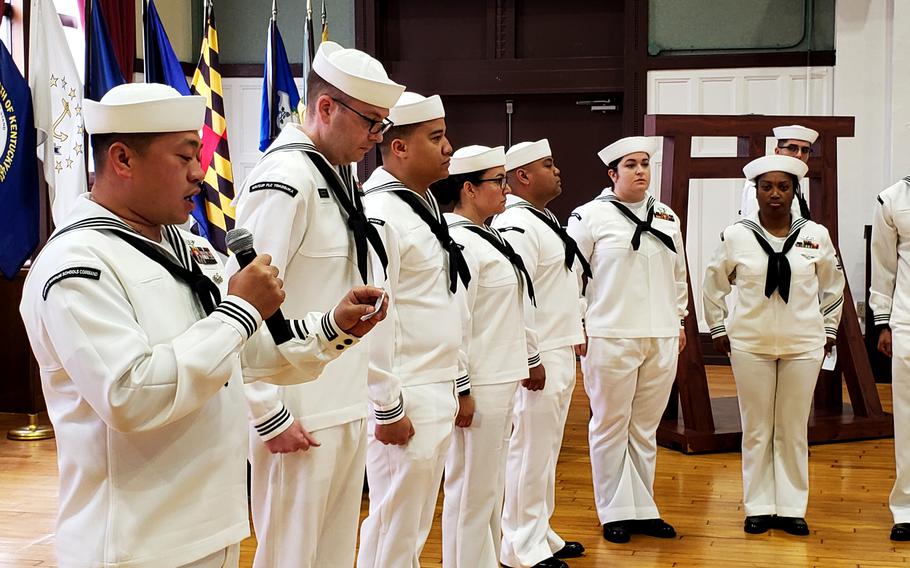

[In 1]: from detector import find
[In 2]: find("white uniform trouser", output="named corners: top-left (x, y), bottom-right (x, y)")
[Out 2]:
top-left (443, 381), bottom-right (519, 568)
top-left (730, 348), bottom-right (823, 517)
top-left (583, 336), bottom-right (678, 525)
top-left (357, 382), bottom-right (458, 568)
top-left (891, 324), bottom-right (910, 523)
top-left (249, 419), bottom-right (367, 568)
top-left (180, 544), bottom-right (240, 568)
top-left (500, 347), bottom-right (576, 568)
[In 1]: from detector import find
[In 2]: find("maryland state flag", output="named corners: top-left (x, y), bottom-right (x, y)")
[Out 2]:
top-left (190, 0), bottom-right (235, 252)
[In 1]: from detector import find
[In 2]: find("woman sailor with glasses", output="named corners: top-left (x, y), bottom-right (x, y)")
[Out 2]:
top-left (704, 155), bottom-right (845, 537)
top-left (566, 136), bottom-right (688, 546)
top-left (431, 145), bottom-right (543, 568)
top-left (740, 124), bottom-right (818, 220)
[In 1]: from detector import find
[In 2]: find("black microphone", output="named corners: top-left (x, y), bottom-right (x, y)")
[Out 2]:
top-left (226, 228), bottom-right (293, 345)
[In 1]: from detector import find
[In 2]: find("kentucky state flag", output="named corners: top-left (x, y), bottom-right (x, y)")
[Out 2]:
top-left (0, 43), bottom-right (39, 277)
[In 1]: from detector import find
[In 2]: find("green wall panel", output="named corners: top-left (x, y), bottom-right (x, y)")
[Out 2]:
top-left (649, 0), bottom-right (835, 55)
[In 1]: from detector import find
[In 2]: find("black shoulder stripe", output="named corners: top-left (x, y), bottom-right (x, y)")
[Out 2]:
top-left (569, 212), bottom-right (582, 221)
top-left (878, 195), bottom-right (884, 205)
top-left (368, 217), bottom-right (386, 226)
top-left (249, 181), bottom-right (299, 197)
top-left (43, 267), bottom-right (101, 300)
top-left (497, 226), bottom-right (526, 234)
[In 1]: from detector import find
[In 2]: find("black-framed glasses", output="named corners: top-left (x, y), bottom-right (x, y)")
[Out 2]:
top-left (779, 143), bottom-right (812, 155)
top-left (331, 97), bottom-right (394, 135)
top-left (476, 176), bottom-right (508, 189)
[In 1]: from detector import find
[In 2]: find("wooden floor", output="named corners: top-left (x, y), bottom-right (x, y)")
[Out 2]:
top-left (1, 366), bottom-right (907, 567)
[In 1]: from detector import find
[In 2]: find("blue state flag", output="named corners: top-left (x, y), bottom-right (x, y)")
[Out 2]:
top-left (0, 43), bottom-right (39, 278)
top-left (88, 1), bottom-right (125, 100)
top-left (143, 0), bottom-right (190, 94)
top-left (260, 18), bottom-right (299, 152)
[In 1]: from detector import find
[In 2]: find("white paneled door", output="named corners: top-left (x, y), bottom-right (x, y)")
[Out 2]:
top-left (646, 66), bottom-right (834, 332)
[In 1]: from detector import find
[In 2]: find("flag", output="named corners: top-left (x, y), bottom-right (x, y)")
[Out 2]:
top-left (190, 1), bottom-right (235, 253)
top-left (259, 12), bottom-right (299, 152)
top-left (29, 0), bottom-right (88, 224)
top-left (0, 43), bottom-right (40, 277)
top-left (88, 0), bottom-right (126, 100)
top-left (321, 0), bottom-right (329, 42)
top-left (143, 0), bottom-right (190, 95)
top-left (300, 0), bottom-right (315, 103)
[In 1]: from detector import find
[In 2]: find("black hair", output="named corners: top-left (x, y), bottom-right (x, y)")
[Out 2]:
top-left (602, 158), bottom-right (621, 187)
top-left (430, 170), bottom-right (485, 206)
top-left (378, 123), bottom-right (421, 157)
top-left (90, 132), bottom-right (162, 170)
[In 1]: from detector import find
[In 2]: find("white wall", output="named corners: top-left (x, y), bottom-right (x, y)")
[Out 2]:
top-left (134, 0), bottom-right (196, 63)
top-left (647, 66), bottom-right (834, 331)
top-left (218, 77), bottom-right (306, 188)
top-left (834, 0), bottom-right (909, 309)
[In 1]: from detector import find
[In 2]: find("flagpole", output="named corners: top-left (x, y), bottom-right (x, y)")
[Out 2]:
top-left (82, 0), bottom-right (92, 179)
top-left (271, 0), bottom-right (277, 21)
top-left (142, 0), bottom-right (148, 82)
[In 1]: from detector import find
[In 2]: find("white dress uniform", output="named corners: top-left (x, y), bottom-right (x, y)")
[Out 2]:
top-left (19, 195), bottom-right (353, 568)
top-left (358, 167), bottom-right (465, 568)
top-left (442, 212), bottom-right (537, 568)
top-left (17, 83), bottom-right (356, 568)
top-left (567, 188), bottom-right (687, 526)
top-left (232, 41), bottom-right (404, 568)
top-left (704, 212), bottom-right (844, 517)
top-left (231, 126), bottom-right (374, 568)
top-left (870, 176), bottom-right (910, 523)
top-left (492, 194), bottom-right (586, 567)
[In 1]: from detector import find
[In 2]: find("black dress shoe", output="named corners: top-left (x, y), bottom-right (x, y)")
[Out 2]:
top-left (602, 521), bottom-right (630, 543)
top-left (633, 518), bottom-right (677, 538)
top-left (501, 558), bottom-right (568, 568)
top-left (531, 558), bottom-right (569, 568)
top-left (553, 541), bottom-right (585, 558)
top-left (744, 515), bottom-right (773, 534)
top-left (891, 523), bottom-right (910, 541)
top-left (775, 516), bottom-right (810, 536)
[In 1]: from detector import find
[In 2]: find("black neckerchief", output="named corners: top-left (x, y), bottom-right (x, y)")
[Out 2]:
top-left (740, 217), bottom-right (806, 303)
top-left (391, 189), bottom-right (471, 294)
top-left (52, 218), bottom-right (221, 314)
top-left (508, 202), bottom-right (592, 279)
top-left (263, 142), bottom-right (389, 284)
top-left (607, 199), bottom-right (677, 253)
top-left (460, 223), bottom-right (536, 306)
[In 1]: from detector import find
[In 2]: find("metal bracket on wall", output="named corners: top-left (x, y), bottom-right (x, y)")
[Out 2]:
top-left (577, 98), bottom-right (621, 113)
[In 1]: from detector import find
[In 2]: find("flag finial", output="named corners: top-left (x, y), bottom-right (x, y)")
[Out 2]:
top-left (271, 0), bottom-right (278, 20)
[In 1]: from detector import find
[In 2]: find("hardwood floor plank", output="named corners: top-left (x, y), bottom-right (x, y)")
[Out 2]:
top-left (1, 366), bottom-right (905, 567)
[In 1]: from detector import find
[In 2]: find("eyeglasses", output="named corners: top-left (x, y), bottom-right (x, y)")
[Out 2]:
top-left (331, 97), bottom-right (394, 135)
top-left (476, 176), bottom-right (508, 189)
top-left (779, 143), bottom-right (812, 155)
